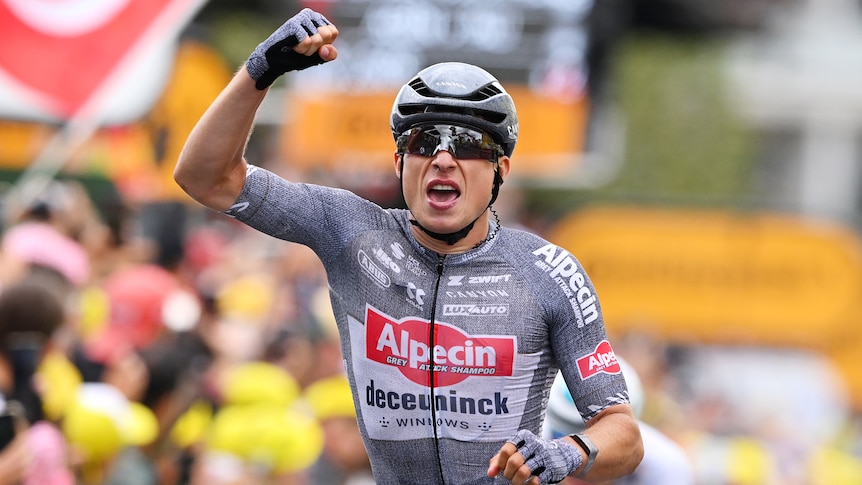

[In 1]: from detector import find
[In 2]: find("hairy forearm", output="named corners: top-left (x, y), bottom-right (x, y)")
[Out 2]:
top-left (174, 66), bottom-right (266, 211)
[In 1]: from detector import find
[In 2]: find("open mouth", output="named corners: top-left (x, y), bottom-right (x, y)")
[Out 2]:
top-left (427, 183), bottom-right (460, 205)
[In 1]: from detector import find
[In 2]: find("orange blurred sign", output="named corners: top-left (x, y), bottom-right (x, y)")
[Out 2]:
top-left (547, 206), bottom-right (862, 348)
top-left (279, 86), bottom-right (589, 178)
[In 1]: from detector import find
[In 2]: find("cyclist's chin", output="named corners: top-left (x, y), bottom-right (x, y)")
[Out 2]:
top-left (415, 212), bottom-right (465, 233)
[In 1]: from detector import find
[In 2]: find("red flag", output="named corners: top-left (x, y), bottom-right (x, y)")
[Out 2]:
top-left (0, 0), bottom-right (205, 121)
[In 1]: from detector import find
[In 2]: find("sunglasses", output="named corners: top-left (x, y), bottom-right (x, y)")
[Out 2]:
top-left (396, 125), bottom-right (504, 161)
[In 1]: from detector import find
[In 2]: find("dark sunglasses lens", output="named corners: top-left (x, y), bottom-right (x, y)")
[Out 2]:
top-left (450, 132), bottom-right (496, 159)
top-left (399, 125), bottom-right (501, 160)
top-left (407, 130), bottom-right (440, 156)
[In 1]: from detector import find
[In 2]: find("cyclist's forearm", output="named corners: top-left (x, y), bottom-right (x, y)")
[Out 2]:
top-left (174, 66), bottom-right (264, 211)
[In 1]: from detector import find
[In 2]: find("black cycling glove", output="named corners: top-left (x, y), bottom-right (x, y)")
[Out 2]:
top-left (245, 8), bottom-right (332, 90)
top-left (508, 429), bottom-right (583, 484)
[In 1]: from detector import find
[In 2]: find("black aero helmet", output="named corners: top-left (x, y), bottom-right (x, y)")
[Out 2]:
top-left (390, 62), bottom-right (519, 157)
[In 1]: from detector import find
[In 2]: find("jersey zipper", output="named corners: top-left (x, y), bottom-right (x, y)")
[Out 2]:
top-left (429, 253), bottom-right (446, 484)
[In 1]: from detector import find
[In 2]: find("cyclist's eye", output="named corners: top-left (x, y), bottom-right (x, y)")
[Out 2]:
top-left (449, 135), bottom-right (488, 158)
top-left (454, 145), bottom-right (494, 160)
top-left (418, 133), bottom-right (440, 154)
top-left (404, 132), bottom-right (436, 155)
top-left (452, 134), bottom-right (480, 148)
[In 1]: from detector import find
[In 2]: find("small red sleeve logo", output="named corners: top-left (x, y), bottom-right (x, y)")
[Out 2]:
top-left (576, 340), bottom-right (620, 379)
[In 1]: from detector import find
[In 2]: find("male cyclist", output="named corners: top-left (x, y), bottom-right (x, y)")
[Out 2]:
top-left (174, 8), bottom-right (643, 485)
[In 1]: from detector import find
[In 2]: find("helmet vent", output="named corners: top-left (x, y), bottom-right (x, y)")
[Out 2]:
top-left (409, 78), bottom-right (504, 102)
top-left (408, 78), bottom-right (433, 97)
top-left (477, 84), bottom-right (504, 99)
top-left (397, 103), bottom-right (506, 124)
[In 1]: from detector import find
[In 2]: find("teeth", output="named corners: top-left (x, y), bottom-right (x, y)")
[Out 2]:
top-left (431, 184), bottom-right (456, 191)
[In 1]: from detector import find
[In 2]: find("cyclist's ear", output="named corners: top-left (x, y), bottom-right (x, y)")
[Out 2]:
top-left (394, 152), bottom-right (404, 178)
top-left (496, 155), bottom-right (510, 182)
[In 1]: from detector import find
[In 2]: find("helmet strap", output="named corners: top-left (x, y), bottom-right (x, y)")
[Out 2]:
top-left (489, 165), bottom-right (503, 206)
top-left (409, 218), bottom-right (478, 246)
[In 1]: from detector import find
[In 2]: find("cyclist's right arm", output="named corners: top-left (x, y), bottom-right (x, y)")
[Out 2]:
top-left (174, 68), bottom-right (263, 212)
top-left (174, 9), bottom-right (338, 212)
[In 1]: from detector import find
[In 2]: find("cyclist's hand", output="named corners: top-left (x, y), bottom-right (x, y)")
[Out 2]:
top-left (488, 429), bottom-right (582, 484)
top-left (245, 8), bottom-right (338, 90)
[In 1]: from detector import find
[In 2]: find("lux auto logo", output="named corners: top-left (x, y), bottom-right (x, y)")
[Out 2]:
top-left (364, 305), bottom-right (515, 386)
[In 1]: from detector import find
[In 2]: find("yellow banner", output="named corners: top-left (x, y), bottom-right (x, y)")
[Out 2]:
top-left (547, 206), bottom-right (862, 349)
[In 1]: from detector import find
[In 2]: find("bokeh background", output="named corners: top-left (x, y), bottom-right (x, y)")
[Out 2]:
top-left (1, 0), bottom-right (861, 483)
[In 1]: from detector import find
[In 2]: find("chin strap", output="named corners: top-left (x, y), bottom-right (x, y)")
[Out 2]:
top-left (409, 217), bottom-right (479, 245)
top-left (399, 154), bottom-right (503, 246)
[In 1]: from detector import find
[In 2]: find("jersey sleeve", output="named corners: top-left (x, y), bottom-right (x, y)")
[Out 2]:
top-left (528, 238), bottom-right (630, 421)
top-left (223, 164), bottom-right (392, 259)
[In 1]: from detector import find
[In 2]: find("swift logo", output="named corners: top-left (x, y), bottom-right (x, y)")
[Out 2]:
top-left (358, 250), bottom-right (390, 287)
top-left (447, 275), bottom-right (511, 286)
top-left (365, 306), bottom-right (515, 386)
top-left (576, 340), bottom-right (620, 380)
top-left (468, 275), bottom-right (511, 284)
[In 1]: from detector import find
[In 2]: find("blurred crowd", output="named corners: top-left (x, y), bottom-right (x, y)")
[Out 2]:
top-left (0, 178), bottom-right (371, 485)
top-left (0, 177), bottom-right (860, 485)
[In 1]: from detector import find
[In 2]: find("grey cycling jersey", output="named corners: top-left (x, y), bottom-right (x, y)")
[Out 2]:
top-left (226, 165), bottom-right (630, 485)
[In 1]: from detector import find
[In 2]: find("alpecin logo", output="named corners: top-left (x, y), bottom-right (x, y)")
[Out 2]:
top-left (365, 306), bottom-right (515, 387)
top-left (576, 340), bottom-right (620, 380)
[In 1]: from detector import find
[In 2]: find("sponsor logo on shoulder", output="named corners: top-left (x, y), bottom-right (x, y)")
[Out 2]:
top-left (532, 244), bottom-right (598, 328)
top-left (577, 340), bottom-right (620, 380)
top-left (358, 250), bottom-right (390, 287)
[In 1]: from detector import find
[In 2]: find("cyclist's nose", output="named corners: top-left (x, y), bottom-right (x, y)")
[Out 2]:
top-left (431, 149), bottom-right (457, 170)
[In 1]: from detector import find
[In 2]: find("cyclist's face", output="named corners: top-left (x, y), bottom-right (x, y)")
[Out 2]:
top-left (394, 134), bottom-right (508, 242)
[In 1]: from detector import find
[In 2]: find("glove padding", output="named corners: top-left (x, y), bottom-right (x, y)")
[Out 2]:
top-left (508, 429), bottom-right (583, 484)
top-left (246, 8), bottom-right (332, 89)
